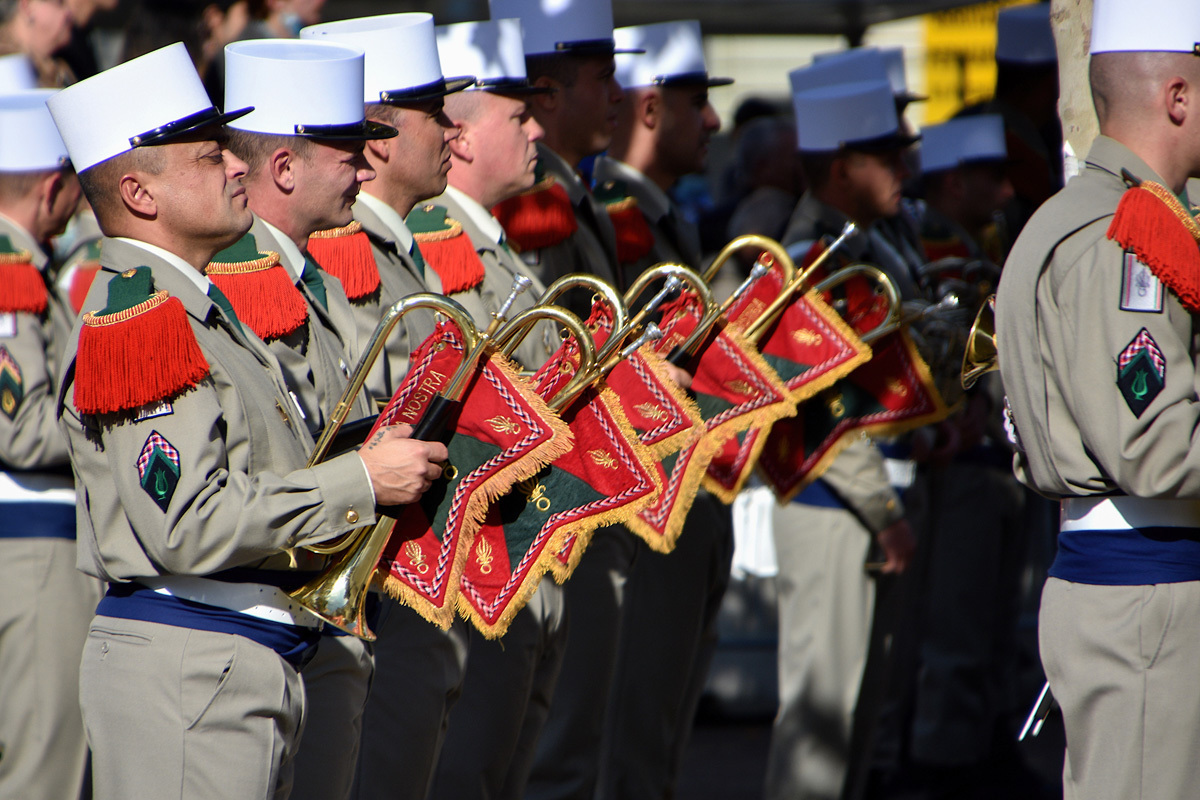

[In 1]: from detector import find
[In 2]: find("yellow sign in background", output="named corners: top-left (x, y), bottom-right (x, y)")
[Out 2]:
top-left (923, 0), bottom-right (1036, 123)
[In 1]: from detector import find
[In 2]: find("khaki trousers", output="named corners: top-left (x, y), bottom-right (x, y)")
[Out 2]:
top-left (352, 600), bottom-right (469, 800)
top-left (80, 615), bottom-right (305, 800)
top-left (1041, 578), bottom-right (1200, 800)
top-left (430, 576), bottom-right (569, 800)
top-left (291, 634), bottom-right (373, 800)
top-left (599, 492), bottom-right (734, 800)
top-left (0, 538), bottom-right (101, 800)
top-left (765, 504), bottom-right (875, 800)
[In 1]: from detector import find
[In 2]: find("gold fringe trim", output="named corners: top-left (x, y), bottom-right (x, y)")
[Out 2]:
top-left (637, 345), bottom-right (705, 460)
top-left (547, 383), bottom-right (664, 582)
top-left (605, 196), bottom-right (638, 214)
top-left (764, 329), bottom-right (953, 503)
top-left (625, 427), bottom-right (722, 553)
top-left (206, 250), bottom-right (282, 274)
top-left (380, 349), bottom-right (575, 630)
top-left (82, 290), bottom-right (169, 327)
top-left (699, 324), bottom-right (798, 503)
top-left (784, 289), bottom-right (873, 404)
top-left (0, 248), bottom-right (34, 265)
top-left (1139, 180), bottom-right (1200, 240)
top-left (412, 218), bottom-right (465, 243)
top-left (309, 220), bottom-right (364, 240)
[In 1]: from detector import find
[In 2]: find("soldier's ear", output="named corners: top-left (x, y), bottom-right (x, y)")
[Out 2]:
top-left (268, 147), bottom-right (295, 191)
top-left (448, 119), bottom-right (473, 163)
top-left (639, 89), bottom-right (660, 130)
top-left (1166, 74), bottom-right (1189, 126)
top-left (118, 172), bottom-right (156, 218)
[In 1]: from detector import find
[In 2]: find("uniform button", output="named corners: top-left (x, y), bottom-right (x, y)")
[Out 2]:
top-left (346, 509), bottom-right (359, 524)
top-left (885, 499), bottom-right (897, 511)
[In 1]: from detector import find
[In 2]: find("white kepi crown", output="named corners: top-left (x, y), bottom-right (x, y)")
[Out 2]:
top-left (225, 39), bottom-right (396, 140)
top-left (996, 4), bottom-right (1057, 64)
top-left (792, 79), bottom-right (916, 152)
top-left (0, 55), bottom-right (36, 94)
top-left (919, 114), bottom-right (1007, 173)
top-left (47, 43), bottom-right (251, 173)
top-left (1090, 0), bottom-right (1200, 54)
top-left (613, 20), bottom-right (732, 89)
top-left (436, 18), bottom-right (545, 95)
top-left (813, 47), bottom-right (924, 103)
top-left (301, 13), bottom-right (474, 103)
top-left (489, 0), bottom-right (641, 57)
top-left (0, 90), bottom-right (69, 172)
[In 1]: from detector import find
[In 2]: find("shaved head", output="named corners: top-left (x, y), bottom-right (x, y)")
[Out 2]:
top-left (1090, 51), bottom-right (1200, 126)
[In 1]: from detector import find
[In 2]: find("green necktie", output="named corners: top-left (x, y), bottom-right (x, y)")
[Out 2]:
top-left (499, 233), bottom-right (518, 259)
top-left (207, 283), bottom-right (245, 337)
top-left (300, 256), bottom-right (329, 311)
top-left (409, 240), bottom-right (427, 277)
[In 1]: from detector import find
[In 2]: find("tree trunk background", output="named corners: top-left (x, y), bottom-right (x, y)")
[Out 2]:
top-left (1052, 0), bottom-right (1097, 172)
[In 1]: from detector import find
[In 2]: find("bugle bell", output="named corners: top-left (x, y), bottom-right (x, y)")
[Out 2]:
top-left (961, 294), bottom-right (997, 390)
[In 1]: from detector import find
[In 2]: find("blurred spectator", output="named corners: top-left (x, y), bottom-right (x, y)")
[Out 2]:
top-left (0, 0), bottom-right (73, 86)
top-left (55, 0), bottom-right (117, 79)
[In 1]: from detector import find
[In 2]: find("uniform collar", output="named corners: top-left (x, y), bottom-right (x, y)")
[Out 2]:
top-left (110, 237), bottom-right (212, 294)
top-left (1085, 135), bottom-right (1186, 204)
top-left (252, 215), bottom-right (306, 281)
top-left (0, 211), bottom-right (49, 270)
top-left (536, 142), bottom-right (589, 205)
top-left (355, 191), bottom-right (415, 253)
top-left (443, 185), bottom-right (504, 245)
top-left (593, 156), bottom-right (673, 223)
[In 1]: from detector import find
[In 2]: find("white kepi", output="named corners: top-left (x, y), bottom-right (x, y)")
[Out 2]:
top-left (489, 0), bottom-right (642, 57)
top-left (436, 18), bottom-right (547, 95)
top-left (46, 42), bottom-right (252, 173)
top-left (813, 47), bottom-right (924, 104)
top-left (1090, 0), bottom-right (1200, 53)
top-left (0, 90), bottom-right (69, 172)
top-left (0, 54), bottom-right (36, 94)
top-left (919, 114), bottom-right (1007, 173)
top-left (613, 20), bottom-right (732, 89)
top-left (225, 39), bottom-right (396, 140)
top-left (301, 13), bottom-right (474, 103)
top-left (792, 79), bottom-right (918, 153)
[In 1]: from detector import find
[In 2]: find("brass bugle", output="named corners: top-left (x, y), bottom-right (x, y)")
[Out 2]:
top-left (303, 293), bottom-right (478, 557)
top-left (704, 234), bottom-right (797, 285)
top-left (669, 260), bottom-right (772, 365)
top-left (538, 273), bottom-right (629, 335)
top-left (811, 264), bottom-right (903, 344)
top-left (741, 223), bottom-right (858, 342)
top-left (602, 271), bottom-right (683, 361)
top-left (288, 293), bottom-right (481, 640)
top-left (494, 305), bottom-right (598, 412)
top-left (961, 294), bottom-right (996, 389)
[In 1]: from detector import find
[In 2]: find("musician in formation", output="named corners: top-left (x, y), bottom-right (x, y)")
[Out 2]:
top-left (0, 0), bottom-right (1097, 798)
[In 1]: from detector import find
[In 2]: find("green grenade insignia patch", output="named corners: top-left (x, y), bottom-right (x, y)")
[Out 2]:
top-left (137, 430), bottom-right (181, 512)
top-left (1117, 328), bottom-right (1165, 418)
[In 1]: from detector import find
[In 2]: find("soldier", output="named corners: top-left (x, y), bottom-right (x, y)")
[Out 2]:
top-left (297, 14), bottom-right (480, 800)
top-left (218, 38), bottom-right (391, 800)
top-left (47, 42), bottom-right (446, 799)
top-left (488, 0), bottom-right (631, 300)
top-left (0, 88), bottom-right (101, 800)
top-left (589, 20), bottom-right (737, 799)
top-left (997, 1), bottom-right (1200, 796)
top-left (769, 76), bottom-right (918, 800)
top-left (420, 18), bottom-right (564, 800)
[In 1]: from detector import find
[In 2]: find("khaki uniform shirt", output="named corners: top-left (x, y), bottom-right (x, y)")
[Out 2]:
top-left (997, 136), bottom-right (1200, 499)
top-left (592, 156), bottom-right (703, 281)
top-left (247, 216), bottom-right (372, 434)
top-left (0, 216), bottom-right (74, 470)
top-left (519, 143), bottom-right (621, 300)
top-left (434, 186), bottom-right (553, 370)
top-left (59, 238), bottom-right (377, 583)
top-left (778, 192), bottom-right (908, 532)
top-left (349, 193), bottom-right (444, 401)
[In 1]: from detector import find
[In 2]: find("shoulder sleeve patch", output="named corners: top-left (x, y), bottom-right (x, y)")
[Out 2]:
top-left (138, 430), bottom-right (181, 512)
top-left (1117, 328), bottom-right (1165, 417)
top-left (0, 345), bottom-right (22, 420)
top-left (1119, 252), bottom-right (1164, 313)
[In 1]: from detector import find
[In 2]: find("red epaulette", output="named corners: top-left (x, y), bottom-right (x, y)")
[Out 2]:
top-left (594, 180), bottom-right (654, 264)
top-left (0, 247), bottom-right (47, 315)
top-left (75, 267), bottom-right (208, 415)
top-left (492, 177), bottom-right (578, 252)
top-left (307, 221), bottom-right (381, 301)
top-left (1107, 174), bottom-right (1200, 312)
top-left (207, 242), bottom-right (307, 341)
top-left (407, 204), bottom-right (486, 294)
